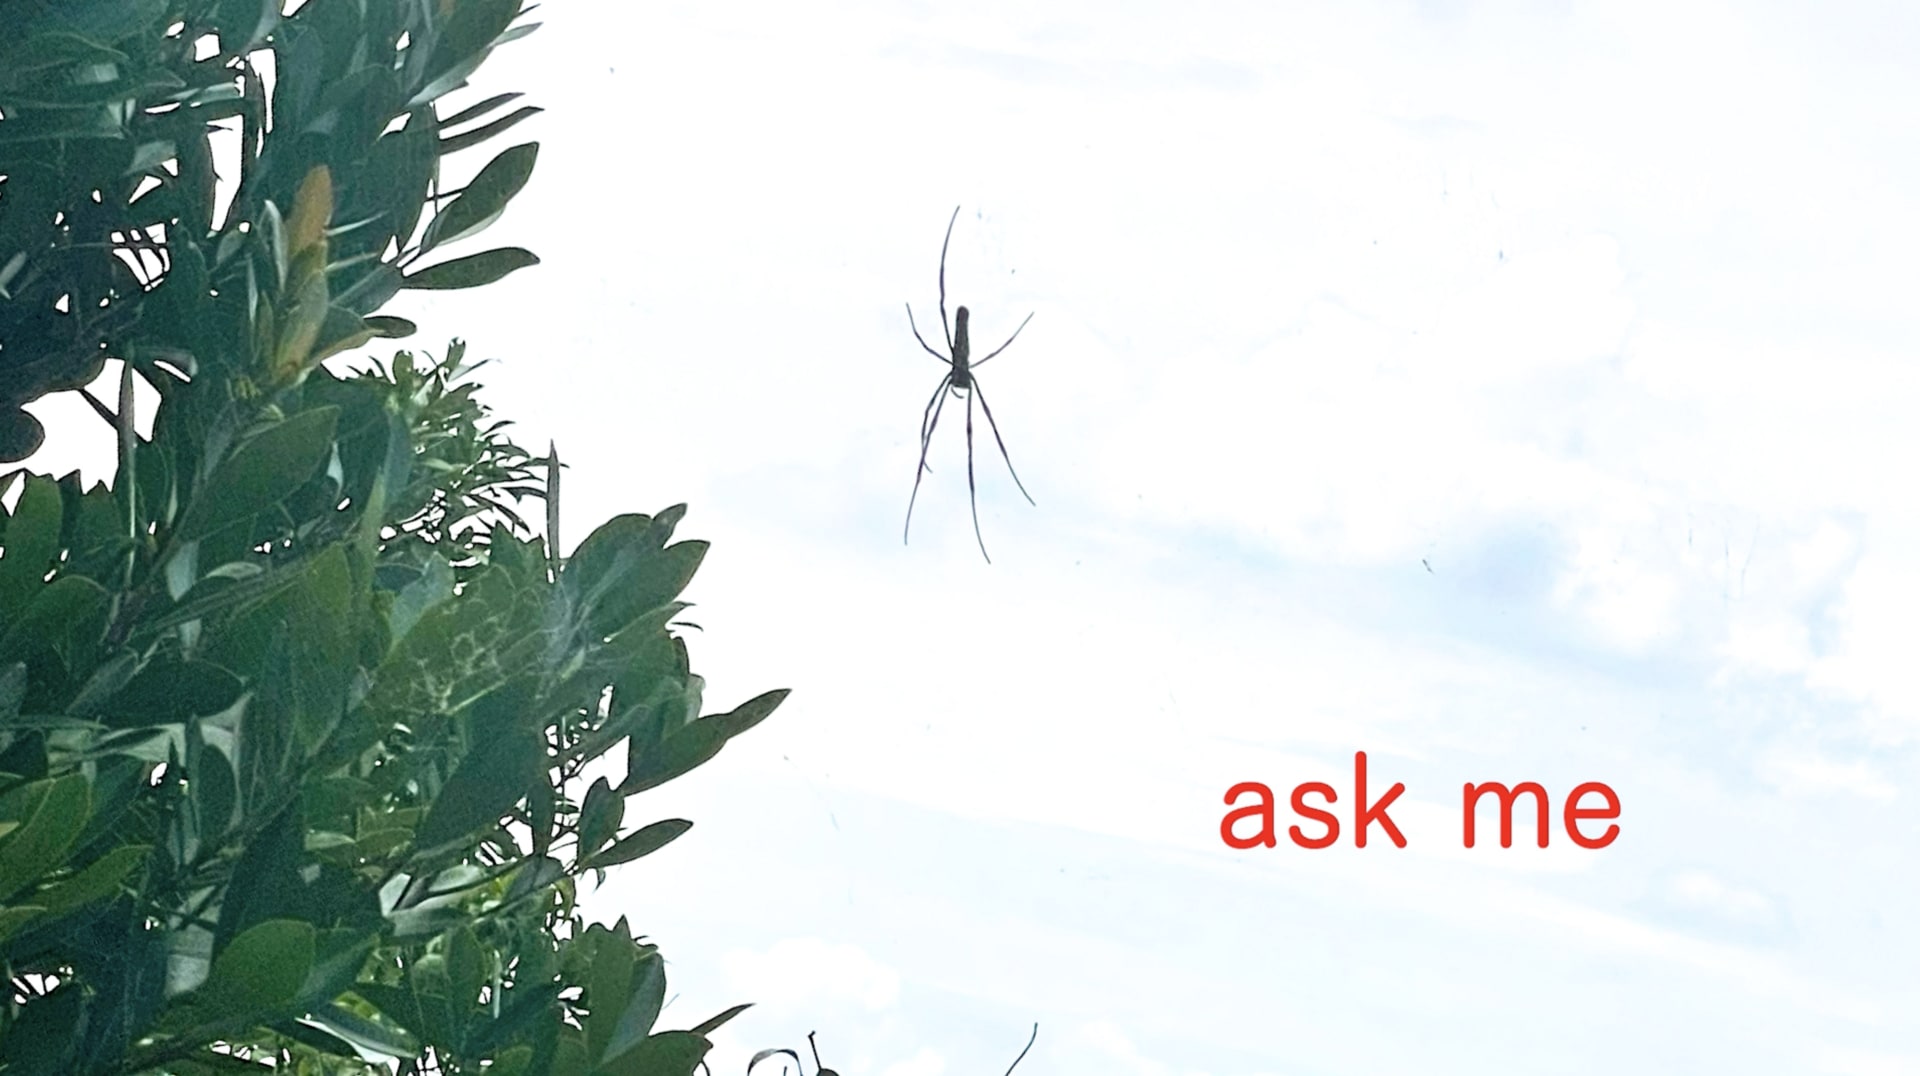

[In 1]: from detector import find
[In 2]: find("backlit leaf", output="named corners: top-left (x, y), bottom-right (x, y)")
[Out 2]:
top-left (401, 247), bottom-right (539, 290)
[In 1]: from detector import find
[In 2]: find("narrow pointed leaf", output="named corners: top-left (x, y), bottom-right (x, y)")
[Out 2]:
top-left (586, 819), bottom-right (692, 870)
top-left (426, 142), bottom-right (538, 250)
top-left (401, 248), bottom-right (539, 290)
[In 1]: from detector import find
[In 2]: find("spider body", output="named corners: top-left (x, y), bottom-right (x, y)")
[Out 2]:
top-left (951, 305), bottom-right (972, 367)
top-left (903, 207), bottom-right (1035, 563)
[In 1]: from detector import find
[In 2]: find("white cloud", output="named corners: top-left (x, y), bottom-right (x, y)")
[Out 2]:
top-left (1807, 544), bottom-right (1920, 739)
top-left (1666, 869), bottom-right (1783, 930)
top-left (880, 1047), bottom-right (947, 1076)
top-left (1756, 746), bottom-right (1898, 803)
top-left (1077, 1021), bottom-right (1206, 1076)
top-left (721, 938), bottom-right (901, 1012)
top-left (1816, 1047), bottom-right (1920, 1076)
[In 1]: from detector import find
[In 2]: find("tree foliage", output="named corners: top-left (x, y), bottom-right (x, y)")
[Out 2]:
top-left (0, 0), bottom-right (546, 461)
top-left (0, 2), bottom-right (786, 1073)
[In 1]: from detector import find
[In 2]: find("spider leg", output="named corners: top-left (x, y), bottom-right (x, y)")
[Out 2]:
top-left (938, 205), bottom-right (960, 354)
top-left (916, 374), bottom-right (950, 470)
top-left (971, 378), bottom-right (1036, 506)
top-left (905, 303), bottom-right (951, 364)
top-left (971, 311), bottom-right (1034, 369)
top-left (1004, 1024), bottom-right (1039, 1076)
top-left (965, 385), bottom-right (991, 563)
top-left (904, 374), bottom-right (953, 545)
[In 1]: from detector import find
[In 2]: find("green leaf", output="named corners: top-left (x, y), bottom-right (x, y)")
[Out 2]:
top-left (74, 755), bottom-right (146, 851)
top-left (601, 950), bottom-right (666, 1066)
top-left (188, 728), bottom-right (237, 840)
top-left (562, 514), bottom-right (653, 590)
top-left (370, 107), bottom-right (441, 252)
top-left (551, 1034), bottom-right (591, 1076)
top-left (0, 774), bottom-right (91, 902)
top-left (0, 575), bottom-right (109, 665)
top-left (213, 802), bottom-right (304, 952)
top-left (446, 922), bottom-right (485, 1011)
top-left (0, 104), bottom-right (123, 143)
top-left (504, 854), bottom-right (566, 906)
top-left (439, 104), bottom-right (542, 155)
top-left (67, 648), bottom-right (142, 717)
top-left (690, 1003), bottom-right (752, 1037)
top-left (412, 727), bottom-right (543, 853)
top-left (193, 918), bottom-right (317, 1027)
top-left (593, 541), bottom-right (708, 640)
top-left (299, 928), bottom-right (380, 1009)
top-left (125, 137), bottom-right (176, 176)
top-left (583, 924), bottom-right (640, 1063)
top-left (562, 514), bottom-right (709, 640)
top-left (577, 776), bottom-right (621, 860)
top-left (413, 0), bottom-right (522, 104)
top-left (426, 141), bottom-right (537, 250)
top-left (0, 474), bottom-right (62, 609)
top-left (438, 91), bottom-right (524, 129)
top-left (586, 818), bottom-right (691, 871)
top-left (497, 22), bottom-right (542, 47)
top-left (386, 553), bottom-right (454, 644)
top-left (173, 407), bottom-right (341, 541)
top-left (351, 981), bottom-right (423, 1040)
top-left (1, 30), bottom-right (130, 74)
top-left (272, 545), bottom-right (355, 754)
top-left (0, 905), bottom-right (47, 944)
top-left (32, 843), bottom-right (149, 918)
top-left (8, 67), bottom-right (185, 108)
top-left (307, 305), bottom-right (379, 364)
top-left (707, 688), bottom-right (789, 739)
top-left (492, 1045), bottom-right (535, 1076)
top-left (401, 247), bottom-right (539, 290)
top-left (0, 662), bottom-right (24, 720)
top-left (336, 263), bottom-right (405, 313)
top-left (140, 556), bottom-right (310, 637)
top-left (0, 980), bottom-right (81, 1070)
top-left (106, 659), bottom-right (245, 726)
top-left (619, 716), bottom-right (736, 796)
top-left (365, 315), bottom-right (417, 338)
top-left (0, 410), bottom-right (42, 462)
top-left (604, 1030), bottom-right (712, 1076)
top-left (307, 1001), bottom-right (421, 1060)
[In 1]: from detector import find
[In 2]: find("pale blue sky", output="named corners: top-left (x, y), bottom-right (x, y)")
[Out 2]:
top-left (26, 0), bottom-right (1920, 1073)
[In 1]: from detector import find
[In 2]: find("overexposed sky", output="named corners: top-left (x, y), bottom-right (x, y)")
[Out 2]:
top-left (27, 1), bottom-right (1920, 1072)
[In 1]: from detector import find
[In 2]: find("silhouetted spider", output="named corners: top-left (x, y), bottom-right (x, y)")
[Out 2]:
top-left (902, 205), bottom-right (1036, 564)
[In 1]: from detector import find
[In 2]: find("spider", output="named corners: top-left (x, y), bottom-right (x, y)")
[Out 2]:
top-left (902, 205), bottom-right (1036, 563)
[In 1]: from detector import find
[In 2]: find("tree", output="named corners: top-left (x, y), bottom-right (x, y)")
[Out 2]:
top-left (0, 2), bottom-right (783, 1072)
